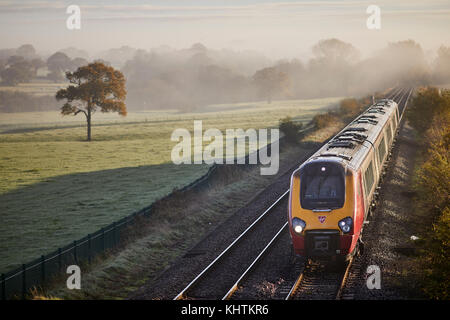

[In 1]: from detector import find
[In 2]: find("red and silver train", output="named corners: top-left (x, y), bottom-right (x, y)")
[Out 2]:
top-left (288, 98), bottom-right (400, 261)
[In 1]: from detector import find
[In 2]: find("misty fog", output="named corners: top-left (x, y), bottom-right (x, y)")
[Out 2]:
top-left (0, 38), bottom-right (449, 113)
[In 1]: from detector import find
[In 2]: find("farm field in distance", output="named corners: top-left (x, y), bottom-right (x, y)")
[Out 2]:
top-left (0, 81), bottom-right (67, 97)
top-left (0, 97), bottom-right (341, 273)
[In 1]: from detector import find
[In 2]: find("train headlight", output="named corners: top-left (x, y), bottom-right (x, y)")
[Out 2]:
top-left (292, 218), bottom-right (306, 234)
top-left (338, 217), bottom-right (353, 234)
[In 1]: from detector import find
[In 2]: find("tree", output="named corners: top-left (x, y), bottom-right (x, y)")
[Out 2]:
top-left (47, 52), bottom-right (72, 82)
top-left (433, 46), bottom-right (450, 84)
top-left (16, 44), bottom-right (36, 59)
top-left (279, 116), bottom-right (303, 143)
top-left (55, 62), bottom-right (127, 141)
top-left (30, 58), bottom-right (45, 75)
top-left (408, 87), bottom-right (449, 134)
top-left (309, 39), bottom-right (360, 96)
top-left (253, 67), bottom-right (290, 104)
top-left (311, 38), bottom-right (360, 65)
top-left (8, 55), bottom-right (26, 65)
top-left (0, 59), bottom-right (34, 85)
top-left (70, 57), bottom-right (89, 70)
top-left (339, 98), bottom-right (360, 118)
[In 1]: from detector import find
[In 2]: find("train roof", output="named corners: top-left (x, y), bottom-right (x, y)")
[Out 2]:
top-left (303, 99), bottom-right (398, 171)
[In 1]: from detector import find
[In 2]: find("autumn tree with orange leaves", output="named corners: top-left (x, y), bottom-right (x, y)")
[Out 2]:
top-left (56, 62), bottom-right (127, 141)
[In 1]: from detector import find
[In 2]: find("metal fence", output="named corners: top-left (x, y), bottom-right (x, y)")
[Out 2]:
top-left (0, 163), bottom-right (218, 300)
top-left (0, 122), bottom-right (312, 300)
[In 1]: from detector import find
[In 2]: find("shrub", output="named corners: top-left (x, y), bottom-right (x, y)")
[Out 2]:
top-left (279, 116), bottom-right (303, 143)
top-left (411, 87), bottom-right (450, 299)
top-left (421, 207), bottom-right (450, 300)
top-left (339, 98), bottom-right (360, 118)
top-left (408, 87), bottom-right (449, 133)
top-left (312, 113), bottom-right (336, 129)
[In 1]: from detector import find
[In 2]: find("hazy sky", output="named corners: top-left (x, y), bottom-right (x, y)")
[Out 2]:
top-left (0, 0), bottom-right (449, 59)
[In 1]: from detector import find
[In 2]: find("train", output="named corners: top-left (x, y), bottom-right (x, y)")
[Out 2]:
top-left (288, 98), bottom-right (400, 262)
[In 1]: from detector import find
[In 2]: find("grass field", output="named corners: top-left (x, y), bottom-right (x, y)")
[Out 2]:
top-left (0, 97), bottom-right (340, 273)
top-left (0, 82), bottom-right (67, 97)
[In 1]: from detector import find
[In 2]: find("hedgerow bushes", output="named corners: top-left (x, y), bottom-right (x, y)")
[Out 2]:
top-left (279, 116), bottom-right (304, 143)
top-left (408, 87), bottom-right (450, 299)
top-left (311, 95), bottom-right (374, 129)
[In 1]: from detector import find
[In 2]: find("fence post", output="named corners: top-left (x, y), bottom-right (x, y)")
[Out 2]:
top-left (1, 273), bottom-right (5, 300)
top-left (41, 255), bottom-right (45, 284)
top-left (73, 240), bottom-right (77, 264)
top-left (58, 248), bottom-right (62, 273)
top-left (113, 222), bottom-right (117, 246)
top-left (101, 228), bottom-right (105, 251)
top-left (21, 264), bottom-right (26, 300)
top-left (88, 234), bottom-right (91, 264)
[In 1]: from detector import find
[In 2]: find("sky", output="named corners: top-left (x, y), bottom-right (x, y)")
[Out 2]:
top-left (0, 0), bottom-right (449, 59)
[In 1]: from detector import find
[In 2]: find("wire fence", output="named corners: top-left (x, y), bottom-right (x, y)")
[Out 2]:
top-left (0, 163), bottom-right (219, 300)
top-left (0, 122), bottom-right (313, 300)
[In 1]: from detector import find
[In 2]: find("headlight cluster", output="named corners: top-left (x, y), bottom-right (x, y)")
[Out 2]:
top-left (338, 217), bottom-right (353, 234)
top-left (292, 218), bottom-right (306, 234)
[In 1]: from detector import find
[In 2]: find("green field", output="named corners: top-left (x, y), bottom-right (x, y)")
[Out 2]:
top-left (0, 82), bottom-right (68, 97)
top-left (0, 97), bottom-right (340, 273)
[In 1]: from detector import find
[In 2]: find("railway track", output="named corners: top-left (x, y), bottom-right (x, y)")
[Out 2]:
top-left (173, 189), bottom-right (289, 300)
top-left (285, 87), bottom-right (413, 300)
top-left (173, 87), bottom-right (413, 300)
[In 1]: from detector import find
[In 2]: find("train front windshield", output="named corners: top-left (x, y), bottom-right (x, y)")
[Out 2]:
top-left (300, 161), bottom-right (345, 210)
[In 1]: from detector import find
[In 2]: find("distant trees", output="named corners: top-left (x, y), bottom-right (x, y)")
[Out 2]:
top-left (30, 58), bottom-right (45, 75)
top-left (0, 56), bottom-right (34, 85)
top-left (47, 52), bottom-right (72, 82)
top-left (308, 38), bottom-right (360, 97)
top-left (56, 62), bottom-right (127, 141)
top-left (253, 67), bottom-right (290, 104)
top-left (433, 46), bottom-right (450, 85)
top-left (15, 44), bottom-right (37, 60)
top-left (71, 57), bottom-right (89, 70)
top-left (311, 38), bottom-right (360, 64)
top-left (0, 91), bottom-right (58, 112)
top-left (3, 40), bottom-right (450, 113)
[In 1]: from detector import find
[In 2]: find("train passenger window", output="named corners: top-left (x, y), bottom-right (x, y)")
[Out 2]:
top-left (364, 161), bottom-right (375, 195)
top-left (300, 161), bottom-right (345, 210)
top-left (386, 122), bottom-right (392, 144)
top-left (377, 137), bottom-right (387, 164)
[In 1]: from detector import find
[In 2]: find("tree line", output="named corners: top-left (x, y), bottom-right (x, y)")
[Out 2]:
top-left (0, 44), bottom-right (89, 85)
top-left (1, 40), bottom-right (450, 113)
top-left (122, 39), bottom-right (450, 110)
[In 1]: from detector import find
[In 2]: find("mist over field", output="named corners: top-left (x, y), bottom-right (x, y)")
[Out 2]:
top-left (0, 1), bottom-right (449, 112)
top-left (1, 38), bottom-right (449, 113)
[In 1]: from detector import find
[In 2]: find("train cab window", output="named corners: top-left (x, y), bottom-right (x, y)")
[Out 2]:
top-left (300, 161), bottom-right (345, 210)
top-left (377, 136), bottom-right (387, 164)
top-left (364, 161), bottom-right (375, 196)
